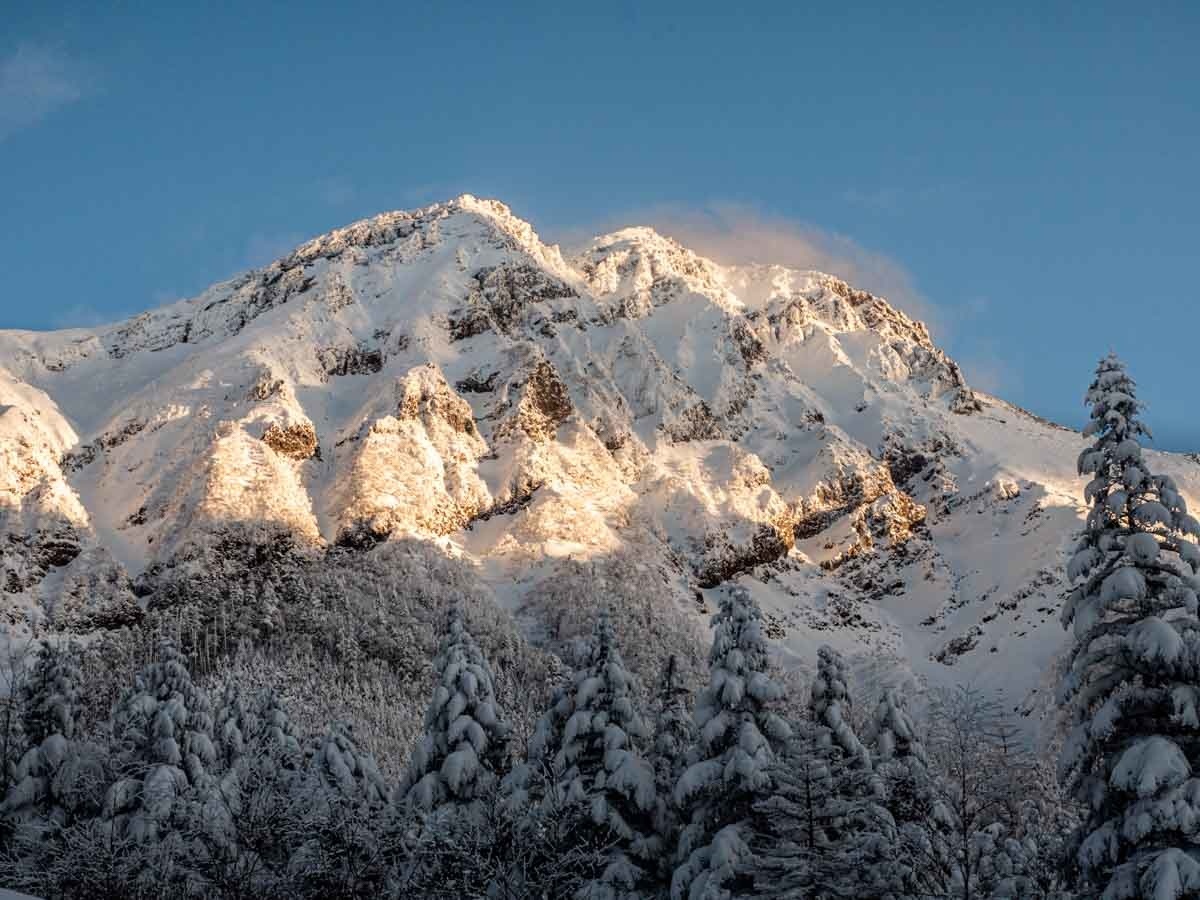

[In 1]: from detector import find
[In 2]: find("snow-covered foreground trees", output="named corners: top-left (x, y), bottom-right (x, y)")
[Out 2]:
top-left (0, 588), bottom-right (1082, 899)
top-left (1058, 353), bottom-right (1200, 899)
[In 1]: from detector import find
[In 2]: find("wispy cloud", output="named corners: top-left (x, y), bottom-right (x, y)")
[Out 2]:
top-left (558, 203), bottom-right (945, 337)
top-left (957, 344), bottom-right (1019, 397)
top-left (49, 303), bottom-right (130, 330)
top-left (0, 43), bottom-right (89, 142)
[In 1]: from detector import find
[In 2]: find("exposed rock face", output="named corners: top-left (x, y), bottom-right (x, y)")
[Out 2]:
top-left (4, 525), bottom-right (82, 594)
top-left (261, 421), bottom-right (320, 460)
top-left (494, 360), bottom-right (572, 443)
top-left (318, 343), bottom-right (384, 379)
top-left (61, 417), bottom-right (146, 472)
top-left (794, 464), bottom-right (897, 539)
top-left (470, 263), bottom-right (578, 335)
top-left (662, 400), bottom-right (723, 444)
top-left (397, 365), bottom-right (479, 436)
top-left (2, 194), bottom-right (1195, 722)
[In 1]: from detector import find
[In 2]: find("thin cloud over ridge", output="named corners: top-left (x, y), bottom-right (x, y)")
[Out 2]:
top-left (0, 43), bottom-right (90, 142)
top-left (557, 203), bottom-right (946, 338)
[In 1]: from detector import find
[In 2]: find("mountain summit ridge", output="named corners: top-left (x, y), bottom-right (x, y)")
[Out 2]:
top-left (2, 196), bottom-right (1196, 732)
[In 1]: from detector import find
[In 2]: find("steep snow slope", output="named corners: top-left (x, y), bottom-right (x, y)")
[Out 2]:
top-left (2, 195), bottom-right (1196, 731)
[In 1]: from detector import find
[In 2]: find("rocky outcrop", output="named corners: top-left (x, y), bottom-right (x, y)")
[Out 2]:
top-left (332, 366), bottom-right (490, 543)
top-left (318, 343), bottom-right (385, 379)
top-left (697, 516), bottom-right (796, 588)
top-left (450, 263), bottom-right (578, 340)
top-left (262, 421), bottom-right (320, 460)
top-left (661, 400), bottom-right (722, 443)
top-left (794, 465), bottom-right (896, 539)
top-left (3, 524), bottom-right (82, 594)
top-left (494, 360), bottom-right (572, 443)
top-left (398, 365), bottom-right (480, 435)
top-left (61, 417), bottom-right (147, 471)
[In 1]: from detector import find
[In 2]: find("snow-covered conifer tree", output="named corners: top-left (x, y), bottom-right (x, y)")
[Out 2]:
top-left (751, 717), bottom-right (901, 899)
top-left (865, 687), bottom-right (925, 767)
top-left (866, 686), bottom-right (956, 898)
top-left (811, 645), bottom-right (871, 769)
top-left (523, 611), bottom-right (659, 899)
top-left (18, 641), bottom-right (80, 749)
top-left (1059, 353), bottom-right (1200, 898)
top-left (2, 641), bottom-right (102, 830)
top-left (191, 685), bottom-right (306, 898)
top-left (288, 722), bottom-right (389, 896)
top-left (206, 678), bottom-right (255, 833)
top-left (396, 608), bottom-right (512, 813)
top-left (250, 687), bottom-right (302, 766)
top-left (672, 587), bottom-right (791, 900)
top-left (651, 653), bottom-right (695, 878)
top-left (301, 721), bottom-right (388, 812)
top-left (103, 641), bottom-right (217, 845)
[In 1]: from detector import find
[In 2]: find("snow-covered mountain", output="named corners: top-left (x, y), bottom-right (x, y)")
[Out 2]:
top-left (3, 195), bottom-right (1196, 730)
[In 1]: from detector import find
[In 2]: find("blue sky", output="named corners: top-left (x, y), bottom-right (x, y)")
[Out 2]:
top-left (2, 2), bottom-right (1198, 447)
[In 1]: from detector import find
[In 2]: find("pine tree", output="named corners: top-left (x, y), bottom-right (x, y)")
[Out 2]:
top-left (750, 718), bottom-right (901, 899)
top-left (3, 641), bottom-right (80, 825)
top-left (191, 684), bottom-right (305, 899)
top-left (651, 653), bottom-right (695, 883)
top-left (1059, 354), bottom-right (1200, 898)
top-left (811, 645), bottom-right (871, 768)
top-left (866, 686), bottom-right (955, 898)
top-left (103, 641), bottom-right (217, 845)
top-left (672, 587), bottom-right (791, 900)
top-left (523, 612), bottom-right (659, 899)
top-left (301, 721), bottom-right (388, 812)
top-left (397, 608), bottom-right (512, 814)
top-left (865, 687), bottom-right (926, 767)
top-left (250, 687), bottom-right (303, 767)
top-left (1, 643), bottom-right (103, 830)
top-left (213, 679), bottom-right (252, 776)
top-left (289, 721), bottom-right (389, 897)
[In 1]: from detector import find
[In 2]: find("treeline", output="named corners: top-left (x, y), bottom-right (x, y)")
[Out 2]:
top-left (0, 598), bottom-right (1068, 899)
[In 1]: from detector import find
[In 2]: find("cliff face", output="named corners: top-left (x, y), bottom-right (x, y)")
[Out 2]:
top-left (3, 195), bottom-right (1196, 726)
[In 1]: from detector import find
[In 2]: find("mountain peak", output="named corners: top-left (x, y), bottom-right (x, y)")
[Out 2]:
top-left (5, 197), bottom-right (1172, 732)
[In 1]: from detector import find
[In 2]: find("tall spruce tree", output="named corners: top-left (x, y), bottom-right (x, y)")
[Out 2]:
top-left (2, 641), bottom-right (103, 832)
top-left (672, 587), bottom-right (791, 900)
top-left (866, 686), bottom-right (955, 898)
top-left (651, 653), bottom-right (695, 882)
top-left (213, 680), bottom-right (252, 776)
top-left (194, 686), bottom-right (305, 896)
top-left (289, 721), bottom-right (389, 896)
top-left (103, 641), bottom-right (217, 845)
top-left (750, 717), bottom-right (901, 899)
top-left (865, 687), bottom-right (926, 767)
top-left (1059, 353), bottom-right (1200, 898)
top-left (811, 645), bottom-right (871, 769)
top-left (397, 608), bottom-right (512, 814)
top-left (524, 612), bottom-right (659, 899)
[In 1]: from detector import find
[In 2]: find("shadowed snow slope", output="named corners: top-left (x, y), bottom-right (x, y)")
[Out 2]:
top-left (3, 195), bottom-right (1197, 735)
